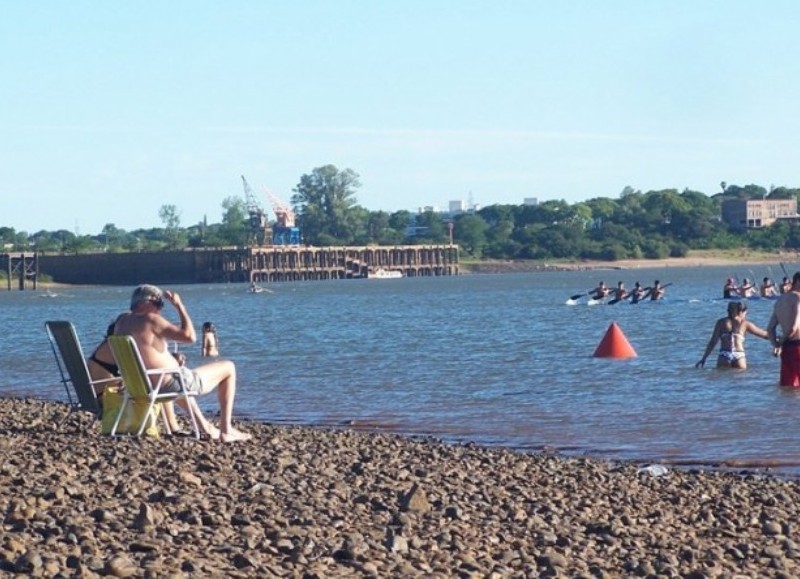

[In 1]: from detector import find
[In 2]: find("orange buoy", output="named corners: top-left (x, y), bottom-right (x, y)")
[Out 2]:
top-left (593, 322), bottom-right (637, 358)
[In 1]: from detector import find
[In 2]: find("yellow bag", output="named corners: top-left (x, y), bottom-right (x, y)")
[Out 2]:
top-left (100, 387), bottom-right (161, 438)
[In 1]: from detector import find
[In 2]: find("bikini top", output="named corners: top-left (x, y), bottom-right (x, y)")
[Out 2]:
top-left (720, 321), bottom-right (746, 352)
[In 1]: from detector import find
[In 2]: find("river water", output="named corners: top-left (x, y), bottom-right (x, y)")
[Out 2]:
top-left (5, 263), bottom-right (800, 473)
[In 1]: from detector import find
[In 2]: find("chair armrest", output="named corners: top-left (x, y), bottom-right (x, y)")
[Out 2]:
top-left (90, 376), bottom-right (119, 387)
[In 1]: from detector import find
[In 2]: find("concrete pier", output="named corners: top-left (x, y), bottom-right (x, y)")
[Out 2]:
top-left (248, 245), bottom-right (459, 282)
top-left (37, 245), bottom-right (459, 286)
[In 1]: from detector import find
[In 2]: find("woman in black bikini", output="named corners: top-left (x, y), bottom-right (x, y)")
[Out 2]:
top-left (86, 320), bottom-right (121, 396)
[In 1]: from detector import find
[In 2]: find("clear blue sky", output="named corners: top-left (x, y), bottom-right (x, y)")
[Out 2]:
top-left (3, 1), bottom-right (799, 234)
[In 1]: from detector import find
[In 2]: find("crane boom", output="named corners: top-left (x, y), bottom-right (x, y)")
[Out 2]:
top-left (241, 175), bottom-right (270, 246)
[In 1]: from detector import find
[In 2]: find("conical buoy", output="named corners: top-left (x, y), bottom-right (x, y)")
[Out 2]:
top-left (593, 322), bottom-right (637, 358)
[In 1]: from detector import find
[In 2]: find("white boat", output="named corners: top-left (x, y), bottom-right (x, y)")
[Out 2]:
top-left (248, 283), bottom-right (273, 294)
top-left (368, 267), bottom-right (402, 279)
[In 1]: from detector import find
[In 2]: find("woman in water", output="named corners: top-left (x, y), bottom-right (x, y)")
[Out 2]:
top-left (696, 301), bottom-right (770, 369)
top-left (202, 321), bottom-right (219, 357)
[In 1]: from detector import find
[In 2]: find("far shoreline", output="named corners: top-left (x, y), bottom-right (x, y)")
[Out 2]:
top-left (2, 250), bottom-right (798, 289)
top-left (460, 249), bottom-right (800, 274)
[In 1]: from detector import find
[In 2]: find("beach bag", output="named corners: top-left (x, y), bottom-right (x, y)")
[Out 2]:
top-left (100, 386), bottom-right (161, 438)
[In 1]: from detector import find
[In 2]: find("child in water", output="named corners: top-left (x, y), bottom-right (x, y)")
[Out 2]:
top-left (201, 322), bottom-right (219, 357)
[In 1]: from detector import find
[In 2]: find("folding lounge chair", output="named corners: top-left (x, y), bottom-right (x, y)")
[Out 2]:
top-left (107, 335), bottom-right (201, 439)
top-left (45, 320), bottom-right (118, 421)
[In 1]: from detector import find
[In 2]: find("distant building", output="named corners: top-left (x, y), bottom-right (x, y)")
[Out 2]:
top-left (524, 197), bottom-right (539, 206)
top-left (721, 198), bottom-right (799, 231)
top-left (448, 200), bottom-right (465, 214)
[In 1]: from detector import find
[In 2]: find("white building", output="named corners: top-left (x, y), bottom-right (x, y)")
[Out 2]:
top-left (448, 200), bottom-right (466, 214)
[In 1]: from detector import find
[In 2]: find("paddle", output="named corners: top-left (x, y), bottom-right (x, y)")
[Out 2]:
top-left (608, 291), bottom-right (637, 306)
top-left (568, 290), bottom-right (593, 301)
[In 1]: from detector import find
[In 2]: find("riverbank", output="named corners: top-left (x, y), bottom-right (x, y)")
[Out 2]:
top-left (460, 250), bottom-right (799, 275)
top-left (2, 397), bottom-right (799, 577)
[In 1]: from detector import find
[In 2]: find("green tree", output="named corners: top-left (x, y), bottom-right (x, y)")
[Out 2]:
top-left (219, 196), bottom-right (248, 246)
top-left (413, 211), bottom-right (448, 243)
top-left (292, 165), bottom-right (362, 245)
top-left (454, 214), bottom-right (488, 256)
top-left (158, 204), bottom-right (186, 250)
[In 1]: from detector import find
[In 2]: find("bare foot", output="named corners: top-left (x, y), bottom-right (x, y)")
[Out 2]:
top-left (201, 424), bottom-right (221, 440)
top-left (220, 428), bottom-right (252, 443)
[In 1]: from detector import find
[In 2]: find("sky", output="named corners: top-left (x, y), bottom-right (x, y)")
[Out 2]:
top-left (2, 1), bottom-right (800, 235)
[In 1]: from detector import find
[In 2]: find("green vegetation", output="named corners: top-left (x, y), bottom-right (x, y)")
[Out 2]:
top-left (2, 171), bottom-right (799, 262)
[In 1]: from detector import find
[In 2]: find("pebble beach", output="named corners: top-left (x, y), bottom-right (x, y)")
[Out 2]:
top-left (2, 398), bottom-right (800, 577)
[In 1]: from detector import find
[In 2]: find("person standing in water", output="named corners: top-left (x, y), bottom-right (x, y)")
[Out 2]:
top-left (767, 272), bottom-right (800, 387)
top-left (202, 322), bottom-right (219, 357)
top-left (696, 301), bottom-right (770, 369)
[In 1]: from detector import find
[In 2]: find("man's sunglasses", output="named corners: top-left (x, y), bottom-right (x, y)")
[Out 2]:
top-left (151, 297), bottom-right (164, 309)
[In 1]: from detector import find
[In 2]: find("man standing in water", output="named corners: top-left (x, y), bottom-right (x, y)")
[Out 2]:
top-left (767, 272), bottom-right (800, 387)
top-left (115, 284), bottom-right (251, 442)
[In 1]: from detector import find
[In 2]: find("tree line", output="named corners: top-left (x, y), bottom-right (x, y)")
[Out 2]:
top-left (2, 166), bottom-right (799, 261)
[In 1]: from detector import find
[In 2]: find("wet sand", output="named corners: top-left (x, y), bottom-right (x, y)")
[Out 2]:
top-left (2, 397), bottom-right (799, 577)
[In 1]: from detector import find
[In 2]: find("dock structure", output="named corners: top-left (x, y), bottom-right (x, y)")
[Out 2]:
top-left (0, 252), bottom-right (38, 290)
top-left (248, 245), bottom-right (459, 283)
top-left (36, 244), bottom-right (458, 286)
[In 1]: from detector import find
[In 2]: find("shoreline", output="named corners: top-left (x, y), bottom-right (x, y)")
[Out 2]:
top-left (461, 252), bottom-right (799, 274)
top-left (2, 396), bottom-right (800, 576)
top-left (1, 251), bottom-right (797, 289)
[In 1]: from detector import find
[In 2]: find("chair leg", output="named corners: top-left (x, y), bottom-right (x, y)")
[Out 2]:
top-left (110, 393), bottom-right (130, 436)
top-left (160, 405), bottom-right (173, 436)
top-left (184, 395), bottom-right (201, 440)
top-left (136, 401), bottom-right (159, 437)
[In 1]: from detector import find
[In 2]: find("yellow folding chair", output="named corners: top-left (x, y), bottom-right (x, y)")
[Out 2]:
top-left (107, 335), bottom-right (200, 439)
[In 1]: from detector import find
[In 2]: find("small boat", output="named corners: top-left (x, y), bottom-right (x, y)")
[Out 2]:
top-left (368, 267), bottom-right (402, 280)
top-left (248, 283), bottom-right (274, 294)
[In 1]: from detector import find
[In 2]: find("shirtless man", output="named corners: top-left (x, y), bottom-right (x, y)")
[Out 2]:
top-left (650, 280), bottom-right (666, 301)
top-left (630, 282), bottom-right (646, 304)
top-left (115, 284), bottom-right (251, 442)
top-left (738, 278), bottom-right (756, 298)
top-left (88, 316), bottom-right (218, 436)
top-left (613, 281), bottom-right (628, 301)
top-left (760, 277), bottom-right (777, 298)
top-left (767, 272), bottom-right (800, 387)
top-left (591, 281), bottom-right (610, 301)
top-left (723, 278), bottom-right (738, 299)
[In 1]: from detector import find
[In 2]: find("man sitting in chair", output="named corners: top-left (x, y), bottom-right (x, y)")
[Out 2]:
top-left (115, 284), bottom-right (251, 443)
top-left (88, 315), bottom-right (219, 437)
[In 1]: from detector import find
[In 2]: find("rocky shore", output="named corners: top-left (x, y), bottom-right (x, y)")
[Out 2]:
top-left (2, 398), bottom-right (800, 577)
